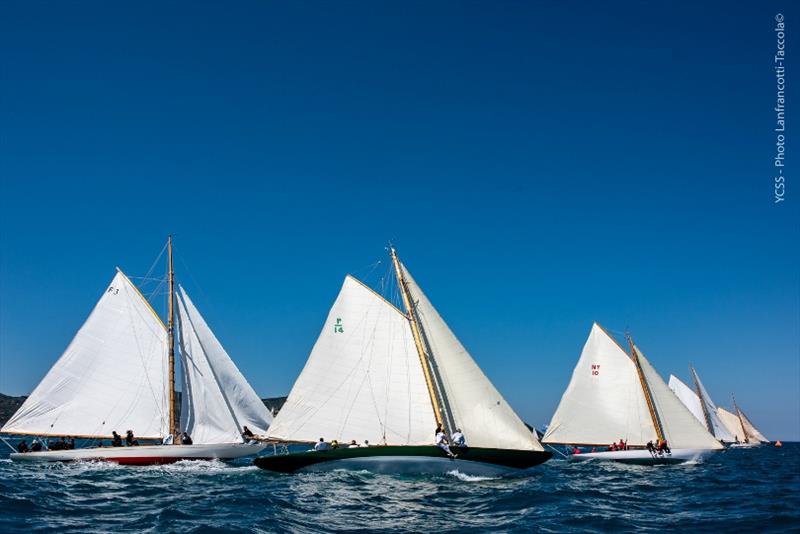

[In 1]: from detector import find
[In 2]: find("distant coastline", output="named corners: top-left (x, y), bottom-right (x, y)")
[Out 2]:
top-left (0, 393), bottom-right (287, 429)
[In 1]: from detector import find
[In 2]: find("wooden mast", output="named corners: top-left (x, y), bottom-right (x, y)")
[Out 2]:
top-left (690, 364), bottom-right (714, 435)
top-left (732, 394), bottom-right (749, 443)
top-left (389, 246), bottom-right (446, 433)
top-left (627, 334), bottom-right (665, 443)
top-left (167, 235), bottom-right (177, 442)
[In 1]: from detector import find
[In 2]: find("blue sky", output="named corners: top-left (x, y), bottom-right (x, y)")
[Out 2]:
top-left (1, 2), bottom-right (798, 439)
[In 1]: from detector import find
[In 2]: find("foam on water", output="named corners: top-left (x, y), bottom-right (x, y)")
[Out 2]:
top-left (0, 443), bottom-right (797, 533)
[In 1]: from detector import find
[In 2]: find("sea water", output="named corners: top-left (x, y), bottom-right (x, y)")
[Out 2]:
top-left (0, 443), bottom-right (797, 533)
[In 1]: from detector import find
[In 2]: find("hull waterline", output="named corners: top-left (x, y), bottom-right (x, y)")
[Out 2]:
top-left (10, 442), bottom-right (266, 465)
top-left (254, 445), bottom-right (552, 475)
top-left (568, 448), bottom-right (716, 465)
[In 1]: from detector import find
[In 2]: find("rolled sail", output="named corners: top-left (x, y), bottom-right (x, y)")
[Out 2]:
top-left (1, 271), bottom-right (169, 439)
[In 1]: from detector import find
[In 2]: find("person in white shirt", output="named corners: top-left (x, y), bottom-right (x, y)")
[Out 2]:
top-left (435, 426), bottom-right (455, 458)
top-left (314, 437), bottom-right (329, 451)
top-left (451, 429), bottom-right (466, 448)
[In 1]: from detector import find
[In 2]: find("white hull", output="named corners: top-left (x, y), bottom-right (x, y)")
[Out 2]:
top-left (298, 455), bottom-right (521, 477)
top-left (10, 442), bottom-right (266, 464)
top-left (569, 448), bottom-right (715, 465)
top-left (729, 442), bottom-right (762, 448)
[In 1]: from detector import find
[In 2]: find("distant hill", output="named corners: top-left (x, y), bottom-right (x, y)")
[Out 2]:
top-left (0, 393), bottom-right (287, 428)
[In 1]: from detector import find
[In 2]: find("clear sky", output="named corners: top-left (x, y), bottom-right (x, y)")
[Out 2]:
top-left (1, 2), bottom-right (798, 440)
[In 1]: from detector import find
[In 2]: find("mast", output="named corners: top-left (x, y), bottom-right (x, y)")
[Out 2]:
top-left (627, 334), bottom-right (665, 442)
top-left (167, 235), bottom-right (177, 442)
top-left (389, 246), bottom-right (447, 434)
top-left (732, 394), bottom-right (749, 443)
top-left (690, 364), bottom-right (714, 435)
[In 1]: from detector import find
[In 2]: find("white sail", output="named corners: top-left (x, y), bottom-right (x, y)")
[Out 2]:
top-left (1, 271), bottom-right (169, 439)
top-left (401, 265), bottom-right (543, 452)
top-left (717, 407), bottom-right (746, 443)
top-left (266, 276), bottom-right (437, 445)
top-left (738, 408), bottom-right (769, 443)
top-left (176, 286), bottom-right (272, 444)
top-left (668, 375), bottom-right (706, 427)
top-left (635, 347), bottom-right (723, 450)
top-left (690, 368), bottom-right (735, 442)
top-left (543, 324), bottom-right (655, 446)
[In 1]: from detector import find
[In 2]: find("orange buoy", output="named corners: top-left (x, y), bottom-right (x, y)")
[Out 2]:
top-left (775, 440), bottom-right (783, 447)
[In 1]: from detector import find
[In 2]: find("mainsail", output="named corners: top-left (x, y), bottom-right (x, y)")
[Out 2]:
top-left (736, 404), bottom-right (769, 443)
top-left (690, 367), bottom-right (735, 442)
top-left (668, 374), bottom-right (734, 442)
top-left (176, 286), bottom-right (273, 444)
top-left (401, 265), bottom-right (543, 451)
top-left (717, 407), bottom-right (747, 443)
top-left (543, 324), bottom-right (655, 446)
top-left (634, 347), bottom-right (722, 450)
top-left (1, 271), bottom-right (169, 439)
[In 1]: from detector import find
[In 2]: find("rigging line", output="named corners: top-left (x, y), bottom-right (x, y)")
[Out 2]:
top-left (143, 240), bottom-right (169, 282)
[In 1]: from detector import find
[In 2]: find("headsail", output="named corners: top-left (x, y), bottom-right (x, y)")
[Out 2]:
top-left (635, 347), bottom-right (723, 450)
top-left (400, 264), bottom-right (543, 452)
top-left (266, 276), bottom-right (437, 445)
top-left (543, 324), bottom-right (655, 446)
top-left (1, 271), bottom-right (169, 439)
top-left (176, 286), bottom-right (272, 444)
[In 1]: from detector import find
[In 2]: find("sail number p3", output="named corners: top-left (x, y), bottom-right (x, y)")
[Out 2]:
top-left (334, 318), bottom-right (344, 333)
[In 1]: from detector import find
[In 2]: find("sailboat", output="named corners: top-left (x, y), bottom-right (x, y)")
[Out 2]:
top-left (254, 247), bottom-right (551, 475)
top-left (3, 237), bottom-right (271, 464)
top-left (717, 396), bottom-right (769, 448)
top-left (542, 324), bottom-right (723, 464)
top-left (668, 366), bottom-right (735, 443)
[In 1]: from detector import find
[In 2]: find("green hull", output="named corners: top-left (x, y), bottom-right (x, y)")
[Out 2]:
top-left (254, 445), bottom-right (552, 474)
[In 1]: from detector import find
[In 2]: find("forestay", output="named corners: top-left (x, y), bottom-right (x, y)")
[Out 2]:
top-left (543, 324), bottom-right (655, 446)
top-left (176, 286), bottom-right (272, 444)
top-left (401, 265), bottom-right (543, 451)
top-left (1, 271), bottom-right (169, 439)
top-left (266, 276), bottom-right (437, 445)
top-left (635, 347), bottom-right (723, 450)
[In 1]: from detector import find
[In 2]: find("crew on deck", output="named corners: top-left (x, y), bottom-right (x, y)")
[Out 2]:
top-left (31, 439), bottom-right (42, 452)
top-left (435, 425), bottom-right (455, 459)
top-left (16, 440), bottom-right (29, 453)
top-left (125, 430), bottom-right (139, 446)
top-left (242, 426), bottom-right (255, 440)
top-left (451, 429), bottom-right (466, 448)
top-left (111, 431), bottom-right (123, 447)
top-left (314, 437), bottom-right (329, 451)
top-left (181, 432), bottom-right (193, 445)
